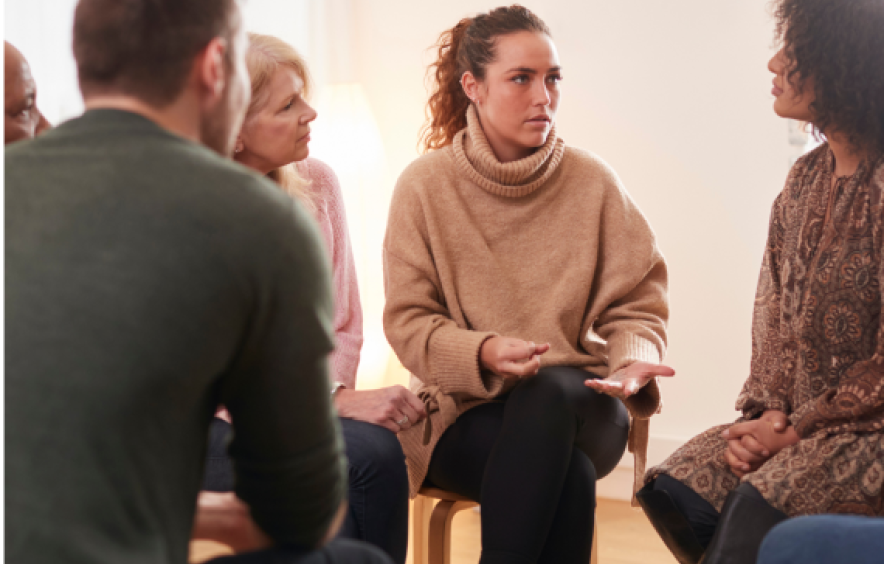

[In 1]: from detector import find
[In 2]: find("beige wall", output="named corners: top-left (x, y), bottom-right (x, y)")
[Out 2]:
top-left (347, 0), bottom-right (796, 493)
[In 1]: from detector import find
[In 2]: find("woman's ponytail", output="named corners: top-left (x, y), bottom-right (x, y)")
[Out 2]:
top-left (420, 18), bottom-right (473, 153)
top-left (419, 5), bottom-right (551, 153)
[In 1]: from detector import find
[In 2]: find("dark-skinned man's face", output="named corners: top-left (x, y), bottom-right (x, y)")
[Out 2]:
top-left (5, 41), bottom-right (50, 144)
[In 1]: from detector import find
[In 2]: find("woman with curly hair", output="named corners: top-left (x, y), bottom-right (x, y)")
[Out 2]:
top-left (638, 1), bottom-right (884, 563)
top-left (383, 5), bottom-right (674, 563)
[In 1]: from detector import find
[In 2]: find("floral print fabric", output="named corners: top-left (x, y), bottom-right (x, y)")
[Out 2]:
top-left (646, 145), bottom-right (884, 516)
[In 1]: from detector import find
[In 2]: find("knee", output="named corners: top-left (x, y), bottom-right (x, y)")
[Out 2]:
top-left (564, 450), bottom-right (597, 505)
top-left (759, 515), bottom-right (884, 564)
top-left (757, 518), bottom-right (824, 564)
top-left (509, 367), bottom-right (576, 414)
top-left (343, 420), bottom-right (408, 492)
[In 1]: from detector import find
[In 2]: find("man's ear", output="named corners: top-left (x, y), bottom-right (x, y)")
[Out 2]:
top-left (461, 71), bottom-right (480, 105)
top-left (196, 37), bottom-right (228, 105)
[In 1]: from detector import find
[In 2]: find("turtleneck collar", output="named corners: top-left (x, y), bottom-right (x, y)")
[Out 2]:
top-left (452, 104), bottom-right (565, 198)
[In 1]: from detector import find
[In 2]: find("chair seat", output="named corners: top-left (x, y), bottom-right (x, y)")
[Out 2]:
top-left (418, 487), bottom-right (477, 504)
top-left (413, 487), bottom-right (598, 564)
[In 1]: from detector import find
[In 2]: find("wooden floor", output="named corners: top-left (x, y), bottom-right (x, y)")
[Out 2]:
top-left (410, 498), bottom-right (676, 564)
top-left (190, 498), bottom-right (676, 564)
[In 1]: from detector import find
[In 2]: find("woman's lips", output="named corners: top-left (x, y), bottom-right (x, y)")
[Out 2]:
top-left (772, 81), bottom-right (784, 96)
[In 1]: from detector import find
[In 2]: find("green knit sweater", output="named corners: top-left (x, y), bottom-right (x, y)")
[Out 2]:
top-left (6, 109), bottom-right (345, 563)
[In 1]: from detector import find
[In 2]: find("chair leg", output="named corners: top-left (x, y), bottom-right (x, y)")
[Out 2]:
top-left (428, 500), bottom-right (475, 564)
top-left (417, 496), bottom-right (597, 564)
top-left (413, 496), bottom-right (434, 564)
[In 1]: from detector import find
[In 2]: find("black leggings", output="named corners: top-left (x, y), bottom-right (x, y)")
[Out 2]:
top-left (425, 366), bottom-right (629, 564)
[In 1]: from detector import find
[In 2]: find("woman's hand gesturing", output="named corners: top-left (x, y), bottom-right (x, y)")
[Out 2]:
top-left (480, 337), bottom-right (550, 379)
top-left (584, 361), bottom-right (675, 401)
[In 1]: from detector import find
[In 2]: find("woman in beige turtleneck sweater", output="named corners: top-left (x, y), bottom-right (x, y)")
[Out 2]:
top-left (383, 6), bottom-right (674, 563)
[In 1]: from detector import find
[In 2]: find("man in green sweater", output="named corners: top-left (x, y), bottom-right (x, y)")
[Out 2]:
top-left (5, 1), bottom-right (390, 563)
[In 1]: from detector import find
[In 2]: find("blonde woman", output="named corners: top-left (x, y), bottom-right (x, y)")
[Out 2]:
top-left (195, 34), bottom-right (416, 564)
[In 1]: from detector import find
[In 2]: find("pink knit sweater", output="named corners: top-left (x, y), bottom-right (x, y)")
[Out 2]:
top-left (297, 158), bottom-right (363, 388)
top-left (217, 158), bottom-right (363, 422)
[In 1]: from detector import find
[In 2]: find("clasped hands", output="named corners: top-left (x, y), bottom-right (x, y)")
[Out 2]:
top-left (721, 410), bottom-right (800, 478)
top-left (479, 336), bottom-right (675, 401)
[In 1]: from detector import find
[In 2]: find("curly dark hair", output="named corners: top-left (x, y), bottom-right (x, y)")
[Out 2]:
top-left (773, 0), bottom-right (884, 156)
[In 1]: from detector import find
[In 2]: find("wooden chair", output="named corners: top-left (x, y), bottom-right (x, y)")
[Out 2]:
top-left (413, 487), bottom-right (599, 564)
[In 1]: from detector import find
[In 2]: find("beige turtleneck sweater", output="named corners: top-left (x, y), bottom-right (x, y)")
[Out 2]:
top-left (383, 106), bottom-right (669, 501)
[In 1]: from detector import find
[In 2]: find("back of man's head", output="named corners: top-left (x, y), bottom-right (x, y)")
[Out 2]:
top-left (73, 0), bottom-right (239, 108)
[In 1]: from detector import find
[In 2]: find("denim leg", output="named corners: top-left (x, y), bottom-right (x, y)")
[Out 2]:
top-left (336, 419), bottom-right (409, 564)
top-left (758, 515), bottom-right (884, 564)
top-left (203, 417), bottom-right (235, 492)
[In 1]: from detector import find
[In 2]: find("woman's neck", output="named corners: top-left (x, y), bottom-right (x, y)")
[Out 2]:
top-left (234, 153), bottom-right (275, 176)
top-left (827, 133), bottom-right (866, 178)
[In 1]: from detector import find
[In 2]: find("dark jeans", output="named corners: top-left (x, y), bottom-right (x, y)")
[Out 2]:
top-left (203, 418), bottom-right (408, 564)
top-left (207, 538), bottom-right (393, 564)
top-left (425, 366), bottom-right (630, 564)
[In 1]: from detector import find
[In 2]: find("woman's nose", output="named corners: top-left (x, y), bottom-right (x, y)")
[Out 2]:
top-left (768, 47), bottom-right (784, 74)
top-left (534, 80), bottom-right (551, 105)
top-left (303, 104), bottom-right (318, 124)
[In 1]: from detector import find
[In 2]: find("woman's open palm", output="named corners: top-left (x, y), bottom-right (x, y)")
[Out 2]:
top-left (584, 361), bottom-right (675, 401)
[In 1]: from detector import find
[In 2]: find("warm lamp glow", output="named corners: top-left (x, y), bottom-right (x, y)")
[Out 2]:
top-left (310, 82), bottom-right (394, 390)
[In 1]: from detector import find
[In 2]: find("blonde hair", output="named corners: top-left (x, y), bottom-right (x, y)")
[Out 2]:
top-left (244, 32), bottom-right (315, 209)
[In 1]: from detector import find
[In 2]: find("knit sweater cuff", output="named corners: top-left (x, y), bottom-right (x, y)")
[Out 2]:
top-left (608, 333), bottom-right (663, 419)
top-left (430, 327), bottom-right (502, 398)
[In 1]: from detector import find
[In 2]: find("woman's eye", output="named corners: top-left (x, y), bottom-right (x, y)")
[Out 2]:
top-left (512, 75), bottom-right (529, 84)
top-left (547, 74), bottom-right (563, 84)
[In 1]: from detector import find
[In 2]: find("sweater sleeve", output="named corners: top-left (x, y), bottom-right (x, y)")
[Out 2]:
top-left (585, 170), bottom-right (669, 419)
top-left (736, 168), bottom-right (802, 419)
top-left (302, 159), bottom-right (363, 389)
top-left (221, 192), bottom-right (345, 548)
top-left (382, 171), bottom-right (502, 400)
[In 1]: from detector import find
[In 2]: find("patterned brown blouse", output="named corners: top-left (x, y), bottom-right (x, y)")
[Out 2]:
top-left (647, 145), bottom-right (884, 516)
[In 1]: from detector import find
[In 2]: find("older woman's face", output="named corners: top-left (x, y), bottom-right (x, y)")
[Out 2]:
top-left (462, 31), bottom-right (561, 163)
top-left (5, 42), bottom-right (50, 144)
top-left (768, 47), bottom-right (814, 122)
top-left (236, 66), bottom-right (317, 174)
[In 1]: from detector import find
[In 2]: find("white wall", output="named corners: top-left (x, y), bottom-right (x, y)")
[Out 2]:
top-left (351, 0), bottom-right (797, 494)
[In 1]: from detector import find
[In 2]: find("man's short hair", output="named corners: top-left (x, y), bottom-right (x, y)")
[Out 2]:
top-left (73, 0), bottom-right (239, 107)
